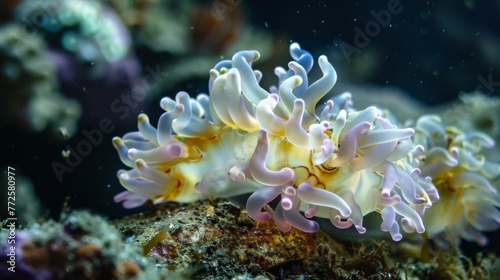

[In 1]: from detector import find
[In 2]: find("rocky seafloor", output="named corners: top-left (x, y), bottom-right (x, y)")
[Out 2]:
top-left (1, 198), bottom-right (498, 280)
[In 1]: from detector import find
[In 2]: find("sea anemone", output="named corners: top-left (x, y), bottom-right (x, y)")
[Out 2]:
top-left (112, 43), bottom-right (439, 241)
top-left (413, 115), bottom-right (500, 245)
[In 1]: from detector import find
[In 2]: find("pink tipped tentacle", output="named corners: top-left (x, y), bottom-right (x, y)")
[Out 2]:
top-left (396, 168), bottom-right (426, 205)
top-left (380, 207), bottom-right (403, 240)
top-left (135, 159), bottom-right (176, 187)
top-left (248, 130), bottom-right (294, 186)
top-left (128, 144), bottom-right (183, 164)
top-left (304, 204), bottom-right (319, 218)
top-left (329, 208), bottom-right (353, 229)
top-left (393, 201), bottom-right (425, 233)
top-left (401, 217), bottom-right (416, 233)
top-left (281, 192), bottom-right (320, 233)
top-left (265, 204), bottom-right (292, 232)
top-left (376, 161), bottom-right (401, 205)
top-left (380, 206), bottom-right (396, 232)
top-left (312, 138), bottom-right (334, 165)
top-left (340, 191), bottom-right (366, 234)
top-left (118, 172), bottom-right (163, 196)
top-left (246, 185), bottom-right (282, 222)
top-left (114, 191), bottom-right (150, 209)
top-left (296, 182), bottom-right (351, 217)
top-left (281, 186), bottom-right (296, 210)
top-left (229, 162), bottom-right (250, 183)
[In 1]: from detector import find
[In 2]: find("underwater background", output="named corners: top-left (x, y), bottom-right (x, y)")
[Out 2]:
top-left (1, 0), bottom-right (500, 279)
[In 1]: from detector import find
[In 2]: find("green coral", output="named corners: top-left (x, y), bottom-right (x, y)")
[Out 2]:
top-left (0, 23), bottom-right (81, 136)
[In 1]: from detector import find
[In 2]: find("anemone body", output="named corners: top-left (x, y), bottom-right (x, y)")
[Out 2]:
top-left (113, 43), bottom-right (440, 241)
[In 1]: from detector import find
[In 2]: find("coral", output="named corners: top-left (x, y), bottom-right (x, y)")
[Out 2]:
top-left (112, 43), bottom-right (440, 241)
top-left (0, 23), bottom-right (81, 135)
top-left (16, 0), bottom-right (131, 63)
top-left (11, 0), bottom-right (146, 125)
top-left (0, 210), bottom-right (171, 280)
